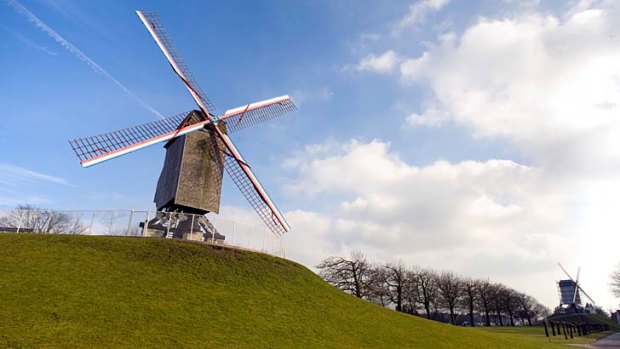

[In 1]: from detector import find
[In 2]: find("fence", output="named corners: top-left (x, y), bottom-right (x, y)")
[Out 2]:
top-left (0, 208), bottom-right (285, 258)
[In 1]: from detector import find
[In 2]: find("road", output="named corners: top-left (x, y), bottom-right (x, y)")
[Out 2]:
top-left (592, 332), bottom-right (620, 348)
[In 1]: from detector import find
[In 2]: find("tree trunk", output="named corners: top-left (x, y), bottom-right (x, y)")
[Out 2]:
top-left (469, 301), bottom-right (475, 327)
top-left (449, 307), bottom-right (456, 325)
top-left (352, 268), bottom-right (362, 298)
top-left (496, 309), bottom-right (503, 326)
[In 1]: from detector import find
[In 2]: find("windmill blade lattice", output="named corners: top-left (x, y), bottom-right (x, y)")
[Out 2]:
top-left (137, 11), bottom-right (216, 115)
top-left (69, 10), bottom-right (296, 237)
top-left (69, 95), bottom-right (297, 167)
top-left (69, 111), bottom-right (198, 165)
top-left (220, 95), bottom-right (297, 133)
top-left (215, 129), bottom-right (289, 236)
top-left (224, 154), bottom-right (288, 236)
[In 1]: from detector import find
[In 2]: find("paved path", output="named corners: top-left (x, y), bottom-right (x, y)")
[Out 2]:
top-left (592, 332), bottom-right (620, 348)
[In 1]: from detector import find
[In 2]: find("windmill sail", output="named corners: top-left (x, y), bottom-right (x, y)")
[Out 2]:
top-left (577, 285), bottom-right (596, 305)
top-left (70, 95), bottom-right (296, 167)
top-left (70, 10), bottom-right (294, 236)
top-left (218, 130), bottom-right (290, 236)
top-left (137, 11), bottom-right (216, 116)
top-left (138, 10), bottom-right (290, 235)
top-left (221, 95), bottom-right (297, 133)
top-left (558, 263), bottom-right (596, 306)
top-left (69, 112), bottom-right (212, 167)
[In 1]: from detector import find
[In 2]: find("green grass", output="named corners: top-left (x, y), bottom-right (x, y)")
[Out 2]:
top-left (474, 326), bottom-right (612, 346)
top-left (0, 234), bottom-right (582, 348)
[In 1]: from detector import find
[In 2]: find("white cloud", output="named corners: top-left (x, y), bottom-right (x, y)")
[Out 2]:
top-left (349, 32), bottom-right (381, 53)
top-left (395, 0), bottom-right (451, 32)
top-left (502, 0), bottom-right (540, 7)
top-left (406, 106), bottom-right (449, 127)
top-left (355, 50), bottom-right (401, 73)
top-left (392, 1), bottom-right (620, 308)
top-left (291, 86), bottom-right (333, 107)
top-left (281, 139), bottom-right (575, 306)
top-left (400, 3), bottom-right (620, 175)
top-left (12, 31), bottom-right (57, 55)
top-left (0, 163), bottom-right (67, 186)
top-left (0, 163), bottom-right (67, 207)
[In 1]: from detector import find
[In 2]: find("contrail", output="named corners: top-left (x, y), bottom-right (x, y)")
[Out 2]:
top-left (5, 0), bottom-right (164, 119)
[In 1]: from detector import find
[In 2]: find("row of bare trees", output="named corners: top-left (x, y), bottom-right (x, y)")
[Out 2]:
top-left (317, 251), bottom-right (549, 326)
top-left (0, 205), bottom-right (87, 234)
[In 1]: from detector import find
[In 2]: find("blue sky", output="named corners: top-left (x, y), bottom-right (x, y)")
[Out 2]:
top-left (1, 0), bottom-right (524, 208)
top-left (2, 0), bottom-right (620, 310)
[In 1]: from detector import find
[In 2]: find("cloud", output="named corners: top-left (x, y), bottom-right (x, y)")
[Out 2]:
top-left (4, 0), bottom-right (164, 119)
top-left (291, 86), bottom-right (333, 107)
top-left (346, 32), bottom-right (382, 55)
top-left (0, 191), bottom-right (51, 207)
top-left (355, 50), bottom-right (401, 73)
top-left (395, 0), bottom-right (451, 32)
top-left (406, 106), bottom-right (449, 127)
top-left (391, 1), bottom-right (620, 308)
top-left (12, 31), bottom-right (57, 55)
top-left (400, 3), bottom-right (620, 175)
top-left (280, 139), bottom-right (575, 306)
top-left (0, 163), bottom-right (67, 186)
top-left (502, 0), bottom-right (540, 7)
top-left (0, 163), bottom-right (67, 207)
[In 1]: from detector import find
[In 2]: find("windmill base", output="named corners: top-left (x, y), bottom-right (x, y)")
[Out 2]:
top-left (139, 211), bottom-right (225, 243)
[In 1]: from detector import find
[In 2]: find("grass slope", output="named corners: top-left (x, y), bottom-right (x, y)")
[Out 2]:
top-left (0, 234), bottom-right (572, 348)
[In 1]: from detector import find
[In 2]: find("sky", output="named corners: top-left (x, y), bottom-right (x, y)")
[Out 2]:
top-left (1, 0), bottom-right (620, 311)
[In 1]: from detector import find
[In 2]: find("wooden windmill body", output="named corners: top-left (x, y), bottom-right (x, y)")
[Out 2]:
top-left (154, 112), bottom-right (227, 215)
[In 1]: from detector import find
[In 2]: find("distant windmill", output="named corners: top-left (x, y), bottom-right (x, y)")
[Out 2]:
top-left (557, 263), bottom-right (596, 311)
top-left (69, 11), bottom-right (296, 240)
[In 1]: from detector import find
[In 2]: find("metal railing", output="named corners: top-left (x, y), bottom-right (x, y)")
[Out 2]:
top-left (0, 208), bottom-right (285, 258)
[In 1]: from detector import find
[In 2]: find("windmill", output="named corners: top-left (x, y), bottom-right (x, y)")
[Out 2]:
top-left (557, 263), bottom-right (596, 313)
top-left (69, 11), bottom-right (296, 241)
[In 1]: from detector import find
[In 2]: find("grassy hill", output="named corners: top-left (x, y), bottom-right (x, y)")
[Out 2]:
top-left (0, 234), bottom-right (587, 348)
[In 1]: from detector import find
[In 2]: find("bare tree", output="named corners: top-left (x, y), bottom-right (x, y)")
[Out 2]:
top-left (461, 278), bottom-right (478, 326)
top-left (382, 262), bottom-right (408, 312)
top-left (477, 279), bottom-right (493, 326)
top-left (516, 292), bottom-right (537, 326)
top-left (366, 267), bottom-right (391, 306)
top-left (436, 271), bottom-right (463, 325)
top-left (531, 303), bottom-right (549, 324)
top-left (501, 287), bottom-right (519, 326)
top-left (490, 283), bottom-right (506, 326)
top-left (415, 267), bottom-right (438, 320)
top-left (611, 264), bottom-right (620, 299)
top-left (315, 250), bottom-right (552, 328)
top-left (0, 205), bottom-right (87, 234)
top-left (317, 251), bottom-right (377, 299)
top-left (401, 269), bottom-right (420, 315)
